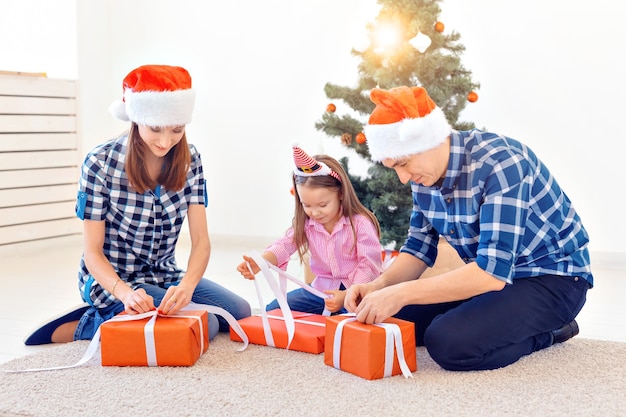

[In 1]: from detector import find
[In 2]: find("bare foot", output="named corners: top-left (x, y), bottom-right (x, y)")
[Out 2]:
top-left (51, 320), bottom-right (79, 343)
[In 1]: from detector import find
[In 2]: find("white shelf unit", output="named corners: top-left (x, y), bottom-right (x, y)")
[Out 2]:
top-left (0, 73), bottom-right (82, 246)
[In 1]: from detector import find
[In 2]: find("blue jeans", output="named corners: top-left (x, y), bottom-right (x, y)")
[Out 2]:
top-left (266, 284), bottom-right (347, 315)
top-left (394, 274), bottom-right (589, 371)
top-left (75, 278), bottom-right (251, 341)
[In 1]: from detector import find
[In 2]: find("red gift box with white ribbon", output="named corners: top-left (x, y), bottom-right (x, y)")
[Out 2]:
top-left (230, 308), bottom-right (326, 353)
top-left (231, 251), bottom-right (333, 354)
top-left (100, 309), bottom-right (209, 367)
top-left (324, 315), bottom-right (417, 380)
top-left (3, 303), bottom-right (248, 373)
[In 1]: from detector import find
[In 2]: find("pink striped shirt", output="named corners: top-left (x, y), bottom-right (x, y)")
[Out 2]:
top-left (265, 214), bottom-right (383, 292)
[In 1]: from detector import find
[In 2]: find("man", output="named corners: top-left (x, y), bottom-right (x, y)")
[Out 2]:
top-left (345, 86), bottom-right (592, 371)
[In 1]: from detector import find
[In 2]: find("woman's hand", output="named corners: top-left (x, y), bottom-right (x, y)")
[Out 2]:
top-left (121, 288), bottom-right (155, 314)
top-left (158, 282), bottom-right (194, 315)
top-left (237, 255), bottom-right (260, 280)
top-left (323, 289), bottom-right (345, 313)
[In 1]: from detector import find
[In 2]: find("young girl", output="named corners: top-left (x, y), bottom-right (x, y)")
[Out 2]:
top-left (237, 146), bottom-right (383, 315)
top-left (25, 65), bottom-right (251, 345)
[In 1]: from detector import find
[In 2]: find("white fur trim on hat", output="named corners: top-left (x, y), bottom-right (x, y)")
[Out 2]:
top-left (364, 106), bottom-right (450, 162)
top-left (108, 100), bottom-right (129, 122)
top-left (110, 88), bottom-right (196, 126)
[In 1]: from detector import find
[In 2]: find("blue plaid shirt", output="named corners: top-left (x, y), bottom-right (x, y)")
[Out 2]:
top-left (401, 129), bottom-right (593, 286)
top-left (75, 134), bottom-right (207, 308)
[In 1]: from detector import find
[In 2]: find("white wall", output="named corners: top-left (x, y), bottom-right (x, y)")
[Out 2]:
top-left (439, 1), bottom-right (626, 256)
top-left (0, 1), bottom-right (77, 78)
top-left (2, 0), bottom-right (624, 255)
top-left (78, 0), bottom-right (380, 245)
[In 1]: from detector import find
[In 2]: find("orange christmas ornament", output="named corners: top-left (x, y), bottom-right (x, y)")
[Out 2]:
top-left (356, 132), bottom-right (366, 144)
top-left (467, 91), bottom-right (478, 103)
top-left (434, 21), bottom-right (445, 33)
top-left (326, 103), bottom-right (336, 113)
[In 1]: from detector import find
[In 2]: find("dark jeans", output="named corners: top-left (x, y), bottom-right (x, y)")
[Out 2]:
top-left (266, 284), bottom-right (347, 315)
top-left (394, 274), bottom-right (589, 371)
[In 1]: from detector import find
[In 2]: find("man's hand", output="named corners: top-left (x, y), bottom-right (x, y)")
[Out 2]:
top-left (353, 284), bottom-right (404, 324)
top-left (344, 282), bottom-right (374, 312)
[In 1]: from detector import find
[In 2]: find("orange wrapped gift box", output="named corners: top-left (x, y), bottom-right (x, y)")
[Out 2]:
top-left (324, 315), bottom-right (417, 380)
top-left (100, 310), bottom-right (209, 367)
top-left (230, 309), bottom-right (326, 354)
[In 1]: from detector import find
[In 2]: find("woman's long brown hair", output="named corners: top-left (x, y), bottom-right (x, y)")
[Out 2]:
top-left (291, 154), bottom-right (381, 263)
top-left (125, 123), bottom-right (191, 194)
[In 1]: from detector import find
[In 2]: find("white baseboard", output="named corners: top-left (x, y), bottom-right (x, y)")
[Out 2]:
top-left (589, 250), bottom-right (626, 271)
top-left (0, 234), bottom-right (83, 257)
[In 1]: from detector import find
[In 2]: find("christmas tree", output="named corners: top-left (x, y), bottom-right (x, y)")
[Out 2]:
top-left (315, 0), bottom-right (480, 249)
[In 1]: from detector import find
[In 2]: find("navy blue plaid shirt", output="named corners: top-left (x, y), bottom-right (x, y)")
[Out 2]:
top-left (401, 129), bottom-right (593, 286)
top-left (75, 134), bottom-right (207, 308)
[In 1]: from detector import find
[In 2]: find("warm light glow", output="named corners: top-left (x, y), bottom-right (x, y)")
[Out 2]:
top-left (350, 1), bottom-right (381, 53)
top-left (373, 22), bottom-right (403, 55)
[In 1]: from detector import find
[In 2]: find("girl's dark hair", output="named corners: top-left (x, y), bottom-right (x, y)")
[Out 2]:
top-left (125, 123), bottom-right (191, 193)
top-left (291, 154), bottom-right (381, 263)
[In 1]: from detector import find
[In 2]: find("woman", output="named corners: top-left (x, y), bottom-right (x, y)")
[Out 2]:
top-left (25, 65), bottom-right (251, 345)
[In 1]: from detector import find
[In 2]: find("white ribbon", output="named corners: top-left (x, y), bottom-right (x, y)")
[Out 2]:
top-left (141, 306), bottom-right (210, 366)
top-left (2, 303), bottom-right (248, 373)
top-left (265, 313), bottom-right (325, 327)
top-left (248, 250), bottom-right (331, 349)
top-left (373, 322), bottom-right (412, 378)
top-left (144, 313), bottom-right (159, 366)
top-left (331, 315), bottom-right (413, 379)
top-left (268, 261), bottom-right (333, 317)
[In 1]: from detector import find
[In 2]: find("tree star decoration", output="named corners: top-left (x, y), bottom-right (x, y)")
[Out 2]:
top-left (409, 31), bottom-right (432, 53)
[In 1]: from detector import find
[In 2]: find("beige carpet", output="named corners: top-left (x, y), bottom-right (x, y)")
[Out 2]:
top-left (1, 336), bottom-right (624, 417)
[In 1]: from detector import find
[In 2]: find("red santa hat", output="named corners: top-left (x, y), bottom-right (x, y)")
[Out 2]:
top-left (292, 146), bottom-right (341, 182)
top-left (108, 65), bottom-right (195, 126)
top-left (363, 86), bottom-right (451, 161)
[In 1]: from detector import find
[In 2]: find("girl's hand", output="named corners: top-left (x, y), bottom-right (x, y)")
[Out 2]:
top-left (323, 290), bottom-right (346, 313)
top-left (237, 255), bottom-right (260, 280)
top-left (121, 288), bottom-right (155, 314)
